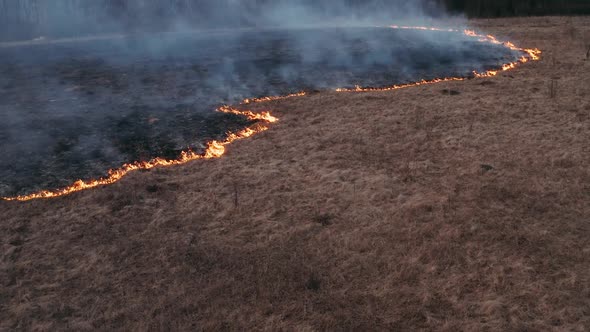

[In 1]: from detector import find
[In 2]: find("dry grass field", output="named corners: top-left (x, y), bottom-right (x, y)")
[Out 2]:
top-left (1, 16), bottom-right (589, 330)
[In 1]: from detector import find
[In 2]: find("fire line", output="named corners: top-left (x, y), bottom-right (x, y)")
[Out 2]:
top-left (1, 26), bottom-right (541, 202)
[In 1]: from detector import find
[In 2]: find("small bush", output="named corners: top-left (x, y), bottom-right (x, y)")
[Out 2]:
top-left (305, 274), bottom-right (321, 291)
top-left (312, 213), bottom-right (333, 226)
top-left (146, 184), bottom-right (159, 193)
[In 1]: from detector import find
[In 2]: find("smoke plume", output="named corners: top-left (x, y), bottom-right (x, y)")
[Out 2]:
top-left (0, 1), bottom-right (522, 197)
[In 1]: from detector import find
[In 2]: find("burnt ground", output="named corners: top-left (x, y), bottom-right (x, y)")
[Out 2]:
top-left (1, 17), bottom-right (588, 330)
top-left (0, 27), bottom-right (519, 196)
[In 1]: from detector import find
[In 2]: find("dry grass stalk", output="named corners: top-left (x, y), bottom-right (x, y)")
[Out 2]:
top-left (233, 181), bottom-right (239, 208)
top-left (549, 79), bottom-right (558, 99)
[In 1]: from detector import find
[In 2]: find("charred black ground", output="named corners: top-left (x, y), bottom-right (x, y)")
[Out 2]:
top-left (0, 27), bottom-right (520, 196)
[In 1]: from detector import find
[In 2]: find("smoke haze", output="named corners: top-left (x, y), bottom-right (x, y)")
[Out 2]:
top-left (0, 1), bottom-right (525, 197)
top-left (0, 0), bottom-right (456, 41)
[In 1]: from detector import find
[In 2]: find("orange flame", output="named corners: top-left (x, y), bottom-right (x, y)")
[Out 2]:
top-left (241, 92), bottom-right (306, 104)
top-left (2, 108), bottom-right (271, 202)
top-left (336, 26), bottom-right (541, 89)
top-left (1, 27), bottom-right (540, 202)
top-left (218, 105), bottom-right (279, 123)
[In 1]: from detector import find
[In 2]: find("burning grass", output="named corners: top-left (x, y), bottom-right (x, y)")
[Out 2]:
top-left (1, 26), bottom-right (539, 202)
top-left (1, 106), bottom-right (277, 201)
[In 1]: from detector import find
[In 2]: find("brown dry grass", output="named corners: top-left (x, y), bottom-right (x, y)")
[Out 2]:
top-left (1, 16), bottom-right (589, 331)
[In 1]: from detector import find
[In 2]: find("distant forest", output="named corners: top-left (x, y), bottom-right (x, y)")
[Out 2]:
top-left (441, 0), bottom-right (590, 17)
top-left (1, 0), bottom-right (589, 41)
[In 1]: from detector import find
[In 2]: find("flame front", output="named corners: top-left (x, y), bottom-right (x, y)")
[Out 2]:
top-left (2, 107), bottom-right (273, 201)
top-left (241, 92), bottom-right (307, 105)
top-left (337, 26), bottom-right (541, 92)
top-left (217, 105), bottom-right (279, 123)
top-left (2, 26), bottom-right (540, 202)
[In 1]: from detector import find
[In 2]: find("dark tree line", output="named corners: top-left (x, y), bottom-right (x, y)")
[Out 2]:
top-left (442, 0), bottom-right (590, 17)
top-left (2, 0), bottom-right (588, 23)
